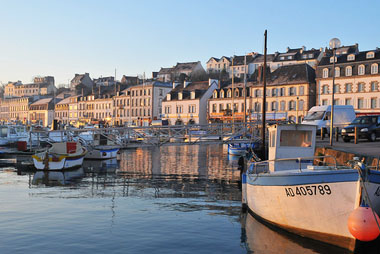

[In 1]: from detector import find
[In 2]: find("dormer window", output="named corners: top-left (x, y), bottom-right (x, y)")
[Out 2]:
top-left (367, 52), bottom-right (375, 59)
top-left (330, 57), bottom-right (337, 63)
top-left (308, 53), bottom-right (314, 58)
top-left (213, 90), bottom-right (218, 99)
top-left (190, 91), bottom-right (195, 99)
top-left (287, 56), bottom-right (292, 60)
top-left (220, 90), bottom-right (224, 98)
top-left (166, 94), bottom-right (171, 101)
top-left (227, 89), bottom-right (232, 98)
top-left (302, 55), bottom-right (307, 59)
top-left (280, 56), bottom-right (285, 60)
top-left (347, 54), bottom-right (355, 61)
top-left (178, 92), bottom-right (183, 100)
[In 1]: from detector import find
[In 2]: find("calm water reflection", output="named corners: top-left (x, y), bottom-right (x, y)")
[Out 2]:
top-left (0, 144), bottom-right (348, 253)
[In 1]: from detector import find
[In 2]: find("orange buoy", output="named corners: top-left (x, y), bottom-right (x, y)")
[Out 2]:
top-left (348, 206), bottom-right (380, 241)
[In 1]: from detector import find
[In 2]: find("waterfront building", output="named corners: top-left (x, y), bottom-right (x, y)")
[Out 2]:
top-left (120, 75), bottom-right (140, 85)
top-left (92, 94), bottom-right (114, 126)
top-left (29, 98), bottom-right (60, 127)
top-left (272, 47), bottom-right (323, 70)
top-left (70, 73), bottom-right (93, 91)
top-left (54, 96), bottom-right (71, 125)
top-left (208, 64), bottom-right (316, 123)
top-left (316, 44), bottom-right (380, 115)
top-left (4, 76), bottom-right (56, 98)
top-left (68, 96), bottom-right (79, 126)
top-left (162, 79), bottom-right (218, 125)
top-left (93, 76), bottom-right (116, 87)
top-left (113, 81), bottom-right (173, 126)
top-left (157, 61), bottom-right (206, 82)
top-left (2, 97), bottom-right (34, 124)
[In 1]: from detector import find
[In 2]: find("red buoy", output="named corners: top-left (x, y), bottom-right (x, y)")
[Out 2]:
top-left (348, 206), bottom-right (380, 241)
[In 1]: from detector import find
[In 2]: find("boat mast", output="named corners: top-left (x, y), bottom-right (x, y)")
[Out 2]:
top-left (261, 30), bottom-right (267, 160)
top-left (244, 54), bottom-right (247, 130)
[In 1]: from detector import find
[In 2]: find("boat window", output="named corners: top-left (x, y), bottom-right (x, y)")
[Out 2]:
top-left (280, 130), bottom-right (312, 147)
top-left (303, 111), bottom-right (325, 121)
top-left (10, 128), bottom-right (16, 135)
top-left (0, 127), bottom-right (7, 138)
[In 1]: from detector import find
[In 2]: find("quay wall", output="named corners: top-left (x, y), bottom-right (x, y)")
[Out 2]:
top-left (315, 147), bottom-right (380, 168)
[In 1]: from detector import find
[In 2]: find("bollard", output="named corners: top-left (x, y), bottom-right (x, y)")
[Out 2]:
top-left (335, 127), bottom-right (339, 142)
top-left (321, 128), bottom-right (324, 140)
top-left (354, 126), bottom-right (358, 144)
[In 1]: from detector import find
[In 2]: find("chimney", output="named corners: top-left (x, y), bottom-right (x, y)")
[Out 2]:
top-left (286, 47), bottom-right (290, 52)
top-left (302, 46), bottom-right (306, 51)
top-left (208, 78), bottom-right (218, 87)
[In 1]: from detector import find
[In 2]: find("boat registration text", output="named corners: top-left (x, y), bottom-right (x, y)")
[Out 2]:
top-left (285, 185), bottom-right (331, 197)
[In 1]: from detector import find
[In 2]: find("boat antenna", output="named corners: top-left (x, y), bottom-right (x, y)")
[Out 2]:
top-left (261, 30), bottom-right (267, 160)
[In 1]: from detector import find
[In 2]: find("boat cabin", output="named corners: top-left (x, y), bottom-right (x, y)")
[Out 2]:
top-left (268, 124), bottom-right (316, 172)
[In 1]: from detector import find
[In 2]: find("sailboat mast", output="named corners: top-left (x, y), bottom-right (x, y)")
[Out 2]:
top-left (244, 54), bottom-right (247, 127)
top-left (261, 30), bottom-right (267, 160)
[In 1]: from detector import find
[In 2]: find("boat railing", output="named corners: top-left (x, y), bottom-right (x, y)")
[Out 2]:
top-left (249, 155), bottom-right (339, 174)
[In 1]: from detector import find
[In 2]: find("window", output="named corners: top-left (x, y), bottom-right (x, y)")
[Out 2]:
top-left (254, 89), bottom-right (261, 98)
top-left (220, 90), bottom-right (224, 98)
top-left (235, 89), bottom-right (239, 97)
top-left (371, 64), bottom-right (378, 74)
top-left (189, 105), bottom-right (196, 113)
top-left (333, 84), bottom-right (340, 94)
top-left (271, 88), bottom-right (278, 96)
top-left (176, 105), bottom-right (183, 114)
top-left (357, 98), bottom-right (364, 109)
top-left (159, 89), bottom-right (163, 96)
top-left (211, 104), bottom-right (217, 113)
top-left (271, 101), bottom-right (278, 111)
top-left (334, 99), bottom-right (339, 105)
top-left (298, 100), bottom-right (304, 111)
top-left (308, 53), bottom-right (314, 58)
top-left (345, 98), bottom-right (352, 106)
top-left (329, 57), bottom-right (337, 63)
top-left (371, 82), bottom-right (378, 92)
top-left (299, 86), bottom-right (304, 95)
top-left (323, 68), bottom-right (329, 78)
top-left (219, 104), bottom-right (224, 112)
top-left (280, 101), bottom-right (285, 111)
top-left (335, 67), bottom-right (340, 77)
top-left (213, 91), bottom-right (218, 98)
top-left (289, 87), bottom-right (296, 96)
top-left (358, 65), bottom-right (365, 75)
top-left (227, 90), bottom-right (232, 98)
top-left (178, 93), bottom-right (183, 100)
top-left (347, 54), bottom-right (355, 61)
top-left (233, 103), bottom-right (238, 112)
top-left (371, 98), bottom-right (377, 109)
top-left (280, 88), bottom-right (285, 96)
top-left (346, 66), bottom-right (352, 76)
top-left (254, 102), bottom-right (261, 112)
top-left (367, 52), bottom-right (375, 59)
top-left (322, 99), bottom-right (328, 106)
top-left (287, 56), bottom-right (292, 60)
top-left (164, 106), bottom-right (171, 114)
top-left (345, 83), bottom-right (352, 93)
top-left (357, 83), bottom-right (365, 92)
top-left (322, 85), bottom-right (329, 94)
top-left (288, 100), bottom-right (296, 110)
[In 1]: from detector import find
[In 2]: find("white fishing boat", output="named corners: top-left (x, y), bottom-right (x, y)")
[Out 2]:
top-left (242, 124), bottom-right (380, 251)
top-left (85, 145), bottom-right (119, 160)
top-left (0, 125), bottom-right (29, 146)
top-left (32, 141), bottom-right (87, 170)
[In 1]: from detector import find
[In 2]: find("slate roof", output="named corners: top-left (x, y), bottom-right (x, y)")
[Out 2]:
top-left (163, 81), bottom-right (209, 101)
top-left (318, 49), bottom-right (380, 66)
top-left (158, 67), bottom-right (174, 75)
top-left (174, 62), bottom-right (199, 71)
top-left (267, 63), bottom-right (316, 86)
top-left (273, 48), bottom-right (322, 62)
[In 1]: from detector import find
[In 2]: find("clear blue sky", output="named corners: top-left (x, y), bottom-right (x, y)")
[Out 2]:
top-left (0, 0), bottom-right (378, 86)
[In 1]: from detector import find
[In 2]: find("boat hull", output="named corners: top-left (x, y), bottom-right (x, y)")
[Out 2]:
top-left (85, 147), bottom-right (119, 160)
top-left (243, 169), bottom-right (380, 251)
top-left (32, 148), bottom-right (87, 170)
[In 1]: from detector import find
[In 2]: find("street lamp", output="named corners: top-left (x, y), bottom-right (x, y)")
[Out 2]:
top-left (329, 38), bottom-right (341, 146)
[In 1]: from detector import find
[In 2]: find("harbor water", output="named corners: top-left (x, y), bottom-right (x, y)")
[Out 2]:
top-left (0, 144), bottom-right (353, 253)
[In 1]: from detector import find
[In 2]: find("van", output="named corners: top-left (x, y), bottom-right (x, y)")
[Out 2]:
top-left (301, 105), bottom-right (356, 134)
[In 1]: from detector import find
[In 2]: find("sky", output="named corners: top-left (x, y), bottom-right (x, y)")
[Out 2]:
top-left (0, 0), bottom-right (379, 86)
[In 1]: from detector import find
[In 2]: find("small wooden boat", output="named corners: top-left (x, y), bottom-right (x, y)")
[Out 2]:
top-left (32, 141), bottom-right (87, 170)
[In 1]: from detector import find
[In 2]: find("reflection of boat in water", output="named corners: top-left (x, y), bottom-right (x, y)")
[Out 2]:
top-left (241, 212), bottom-right (344, 254)
top-left (32, 141), bottom-right (87, 170)
top-left (32, 167), bottom-right (84, 186)
top-left (242, 124), bottom-right (380, 251)
top-left (83, 158), bottom-right (118, 173)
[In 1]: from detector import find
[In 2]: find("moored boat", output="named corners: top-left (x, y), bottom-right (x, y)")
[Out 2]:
top-left (85, 145), bottom-right (119, 160)
top-left (32, 141), bottom-right (87, 170)
top-left (242, 124), bottom-right (380, 251)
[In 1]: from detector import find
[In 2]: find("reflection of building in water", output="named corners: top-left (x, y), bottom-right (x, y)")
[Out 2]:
top-left (118, 145), bottom-right (240, 182)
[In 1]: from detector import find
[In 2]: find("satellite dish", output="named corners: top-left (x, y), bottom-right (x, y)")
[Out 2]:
top-left (329, 38), bottom-right (341, 49)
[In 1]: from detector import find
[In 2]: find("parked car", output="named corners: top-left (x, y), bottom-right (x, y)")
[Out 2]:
top-left (341, 115), bottom-right (380, 142)
top-left (302, 105), bottom-right (356, 135)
